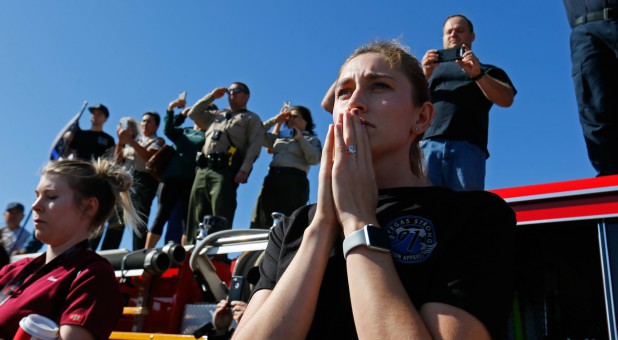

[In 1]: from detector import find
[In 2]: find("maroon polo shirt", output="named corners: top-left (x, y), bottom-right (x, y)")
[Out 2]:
top-left (0, 247), bottom-right (123, 339)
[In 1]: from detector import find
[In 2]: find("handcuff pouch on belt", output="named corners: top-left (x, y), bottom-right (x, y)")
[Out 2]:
top-left (198, 148), bottom-right (243, 172)
top-left (206, 152), bottom-right (228, 170)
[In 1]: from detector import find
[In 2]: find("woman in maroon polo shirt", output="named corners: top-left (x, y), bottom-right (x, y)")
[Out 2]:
top-left (0, 159), bottom-right (141, 340)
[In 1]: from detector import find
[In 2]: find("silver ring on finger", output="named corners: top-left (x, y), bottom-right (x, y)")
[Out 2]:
top-left (347, 145), bottom-right (357, 154)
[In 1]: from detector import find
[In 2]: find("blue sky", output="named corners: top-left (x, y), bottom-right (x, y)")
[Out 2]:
top-left (0, 1), bottom-right (588, 250)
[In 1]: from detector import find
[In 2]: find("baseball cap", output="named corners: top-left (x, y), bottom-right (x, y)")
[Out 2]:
top-left (6, 202), bottom-right (24, 213)
top-left (88, 103), bottom-right (110, 118)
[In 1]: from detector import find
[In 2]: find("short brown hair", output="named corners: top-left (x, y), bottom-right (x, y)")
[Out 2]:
top-left (444, 14), bottom-right (474, 33)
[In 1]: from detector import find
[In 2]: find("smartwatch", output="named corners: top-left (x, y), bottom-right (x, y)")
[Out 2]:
top-left (342, 224), bottom-right (391, 259)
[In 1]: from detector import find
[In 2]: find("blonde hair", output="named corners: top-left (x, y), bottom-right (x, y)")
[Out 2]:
top-left (42, 158), bottom-right (142, 237)
top-left (340, 40), bottom-right (430, 179)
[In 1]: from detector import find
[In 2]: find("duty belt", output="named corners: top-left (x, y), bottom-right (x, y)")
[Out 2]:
top-left (572, 7), bottom-right (618, 27)
top-left (197, 152), bottom-right (229, 169)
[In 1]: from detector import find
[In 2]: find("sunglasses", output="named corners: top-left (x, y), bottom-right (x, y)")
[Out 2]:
top-left (228, 87), bottom-right (248, 95)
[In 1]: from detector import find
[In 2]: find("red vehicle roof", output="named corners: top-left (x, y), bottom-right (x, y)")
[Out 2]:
top-left (490, 175), bottom-right (618, 225)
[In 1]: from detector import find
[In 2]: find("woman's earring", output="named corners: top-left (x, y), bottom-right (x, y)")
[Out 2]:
top-left (414, 127), bottom-right (422, 132)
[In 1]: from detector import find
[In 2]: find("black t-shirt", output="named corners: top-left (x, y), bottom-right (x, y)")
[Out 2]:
top-left (424, 62), bottom-right (516, 157)
top-left (254, 186), bottom-right (516, 339)
top-left (69, 129), bottom-right (115, 161)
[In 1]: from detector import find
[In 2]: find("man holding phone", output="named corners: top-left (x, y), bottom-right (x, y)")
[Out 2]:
top-left (421, 14), bottom-right (516, 191)
top-left (185, 82), bottom-right (264, 244)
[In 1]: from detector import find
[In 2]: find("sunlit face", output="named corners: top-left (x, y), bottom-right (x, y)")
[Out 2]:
top-left (442, 16), bottom-right (474, 49)
top-left (32, 175), bottom-right (90, 247)
top-left (227, 84), bottom-right (250, 110)
top-left (287, 109), bottom-right (307, 131)
top-left (333, 53), bottom-right (417, 159)
top-left (141, 114), bottom-right (158, 137)
top-left (90, 109), bottom-right (108, 127)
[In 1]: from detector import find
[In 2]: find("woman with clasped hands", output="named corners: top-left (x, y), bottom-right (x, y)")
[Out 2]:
top-left (0, 159), bottom-right (140, 339)
top-left (234, 41), bottom-right (516, 339)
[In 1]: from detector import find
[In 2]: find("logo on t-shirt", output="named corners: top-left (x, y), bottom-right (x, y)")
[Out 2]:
top-left (69, 314), bottom-right (84, 322)
top-left (97, 136), bottom-right (111, 146)
top-left (385, 215), bottom-right (437, 264)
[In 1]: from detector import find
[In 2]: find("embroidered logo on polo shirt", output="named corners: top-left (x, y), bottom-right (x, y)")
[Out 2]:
top-left (385, 215), bottom-right (437, 264)
top-left (69, 314), bottom-right (84, 322)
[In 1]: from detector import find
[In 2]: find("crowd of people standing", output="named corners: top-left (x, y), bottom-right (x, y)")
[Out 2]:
top-left (4, 83), bottom-right (323, 255)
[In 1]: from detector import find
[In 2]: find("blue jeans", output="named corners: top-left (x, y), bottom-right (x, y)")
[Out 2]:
top-left (421, 138), bottom-right (486, 191)
top-left (570, 20), bottom-right (618, 176)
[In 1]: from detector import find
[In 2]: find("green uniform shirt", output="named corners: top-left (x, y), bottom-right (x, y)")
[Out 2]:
top-left (162, 110), bottom-right (205, 180)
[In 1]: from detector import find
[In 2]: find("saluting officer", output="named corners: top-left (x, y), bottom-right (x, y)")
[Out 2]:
top-left (185, 82), bottom-right (264, 244)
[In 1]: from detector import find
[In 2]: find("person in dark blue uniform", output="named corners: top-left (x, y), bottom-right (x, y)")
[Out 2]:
top-left (563, 0), bottom-right (618, 176)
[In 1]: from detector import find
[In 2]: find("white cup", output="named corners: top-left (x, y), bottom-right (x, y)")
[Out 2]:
top-left (14, 314), bottom-right (59, 340)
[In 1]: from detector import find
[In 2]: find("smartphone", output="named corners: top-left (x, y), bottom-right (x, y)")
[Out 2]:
top-left (436, 46), bottom-right (465, 63)
top-left (179, 91), bottom-right (187, 101)
top-left (278, 129), bottom-right (296, 138)
top-left (119, 117), bottom-right (129, 130)
top-left (228, 276), bottom-right (245, 307)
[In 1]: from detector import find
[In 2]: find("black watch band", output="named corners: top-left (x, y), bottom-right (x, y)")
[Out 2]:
top-left (471, 69), bottom-right (485, 81)
top-left (342, 224), bottom-right (391, 259)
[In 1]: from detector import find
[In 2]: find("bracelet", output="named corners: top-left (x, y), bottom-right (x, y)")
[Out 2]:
top-left (471, 69), bottom-right (485, 81)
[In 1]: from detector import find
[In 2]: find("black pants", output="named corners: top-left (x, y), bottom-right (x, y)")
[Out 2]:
top-left (251, 167), bottom-right (309, 229)
top-left (570, 20), bottom-right (618, 175)
top-left (149, 177), bottom-right (194, 236)
top-left (94, 171), bottom-right (159, 250)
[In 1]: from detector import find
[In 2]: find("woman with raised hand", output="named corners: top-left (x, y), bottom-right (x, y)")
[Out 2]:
top-left (251, 105), bottom-right (321, 229)
top-left (0, 159), bottom-right (140, 340)
top-left (144, 98), bottom-right (210, 248)
top-left (109, 112), bottom-right (164, 250)
top-left (234, 40), bottom-right (515, 339)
